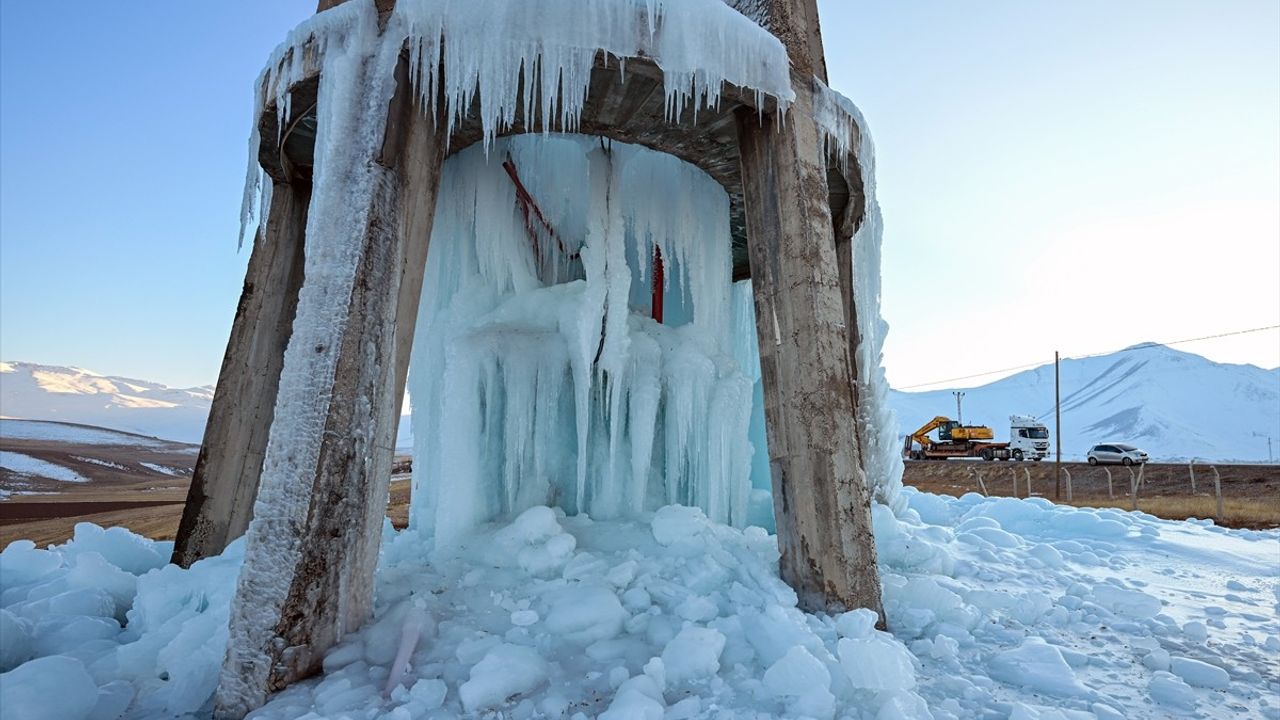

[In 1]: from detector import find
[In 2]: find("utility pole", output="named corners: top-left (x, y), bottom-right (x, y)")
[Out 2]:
top-left (953, 391), bottom-right (966, 424)
top-left (1054, 351), bottom-right (1061, 500)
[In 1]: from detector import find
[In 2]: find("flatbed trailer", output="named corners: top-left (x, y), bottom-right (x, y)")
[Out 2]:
top-left (909, 441), bottom-right (1018, 461)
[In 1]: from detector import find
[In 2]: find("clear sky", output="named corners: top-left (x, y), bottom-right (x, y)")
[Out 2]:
top-left (818, 0), bottom-right (1280, 388)
top-left (1, 1), bottom-right (1277, 390)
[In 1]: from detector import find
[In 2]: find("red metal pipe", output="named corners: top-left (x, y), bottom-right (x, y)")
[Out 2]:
top-left (502, 157), bottom-right (579, 261)
top-left (652, 246), bottom-right (664, 324)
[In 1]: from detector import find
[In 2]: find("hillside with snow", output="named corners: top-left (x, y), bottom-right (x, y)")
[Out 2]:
top-left (0, 362), bottom-right (212, 444)
top-left (0, 419), bottom-right (197, 498)
top-left (890, 345), bottom-right (1280, 462)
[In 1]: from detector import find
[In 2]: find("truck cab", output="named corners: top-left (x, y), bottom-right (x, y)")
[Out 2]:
top-left (1008, 415), bottom-right (1050, 460)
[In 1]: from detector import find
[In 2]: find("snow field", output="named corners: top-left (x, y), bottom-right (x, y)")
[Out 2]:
top-left (3, 491), bottom-right (1275, 719)
top-left (0, 419), bottom-right (173, 448)
top-left (0, 450), bottom-right (89, 484)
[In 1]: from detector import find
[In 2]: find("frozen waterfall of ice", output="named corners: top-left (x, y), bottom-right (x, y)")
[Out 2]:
top-left (409, 134), bottom-right (757, 543)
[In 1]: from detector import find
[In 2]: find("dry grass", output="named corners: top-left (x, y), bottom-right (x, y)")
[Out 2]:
top-left (0, 477), bottom-right (416, 550)
top-left (0, 504), bottom-right (183, 549)
top-left (904, 460), bottom-right (1280, 530)
top-left (1064, 495), bottom-right (1280, 528)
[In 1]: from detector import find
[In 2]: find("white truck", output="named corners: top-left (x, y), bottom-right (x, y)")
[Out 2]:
top-left (1007, 415), bottom-right (1051, 461)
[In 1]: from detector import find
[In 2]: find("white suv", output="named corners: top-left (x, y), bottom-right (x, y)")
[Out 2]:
top-left (1087, 443), bottom-right (1149, 466)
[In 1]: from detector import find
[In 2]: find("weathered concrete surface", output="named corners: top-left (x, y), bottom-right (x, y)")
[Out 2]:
top-left (214, 56), bottom-right (446, 717)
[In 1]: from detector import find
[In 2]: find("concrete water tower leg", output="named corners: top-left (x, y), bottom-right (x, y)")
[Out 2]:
top-left (172, 179), bottom-right (309, 568)
top-left (735, 84), bottom-right (884, 619)
top-left (214, 59), bottom-right (446, 718)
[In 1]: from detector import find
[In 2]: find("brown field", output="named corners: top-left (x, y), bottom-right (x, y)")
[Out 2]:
top-left (0, 468), bottom-right (415, 552)
top-left (903, 460), bottom-right (1280, 529)
top-left (0, 423), bottom-right (420, 549)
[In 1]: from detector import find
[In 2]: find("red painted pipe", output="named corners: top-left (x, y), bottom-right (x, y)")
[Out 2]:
top-left (652, 246), bottom-right (664, 324)
top-left (502, 156), bottom-right (579, 261)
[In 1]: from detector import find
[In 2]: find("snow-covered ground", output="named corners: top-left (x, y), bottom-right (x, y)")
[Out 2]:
top-left (1, 492), bottom-right (1275, 720)
top-left (0, 450), bottom-right (88, 484)
top-left (0, 419), bottom-right (180, 449)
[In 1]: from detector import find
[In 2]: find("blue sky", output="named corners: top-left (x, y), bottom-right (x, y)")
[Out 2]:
top-left (1, 1), bottom-right (1277, 389)
top-left (0, 1), bottom-right (313, 388)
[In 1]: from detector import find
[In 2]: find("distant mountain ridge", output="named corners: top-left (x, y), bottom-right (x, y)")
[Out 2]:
top-left (0, 362), bottom-right (212, 444)
top-left (889, 344), bottom-right (1280, 462)
top-left (3, 347), bottom-right (1277, 462)
top-left (0, 361), bottom-right (414, 450)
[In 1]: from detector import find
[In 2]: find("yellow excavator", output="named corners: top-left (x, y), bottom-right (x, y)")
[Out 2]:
top-left (903, 416), bottom-right (1007, 461)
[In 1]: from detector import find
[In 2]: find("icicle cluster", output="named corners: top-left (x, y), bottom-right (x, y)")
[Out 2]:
top-left (409, 135), bottom-right (755, 543)
top-left (238, 0), bottom-right (794, 247)
top-left (808, 79), bottom-right (907, 514)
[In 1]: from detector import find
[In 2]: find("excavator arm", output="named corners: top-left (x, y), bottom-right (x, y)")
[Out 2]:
top-left (908, 416), bottom-right (954, 450)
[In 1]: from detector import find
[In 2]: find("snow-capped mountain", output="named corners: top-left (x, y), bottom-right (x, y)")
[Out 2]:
top-left (889, 344), bottom-right (1280, 462)
top-left (0, 361), bottom-right (416, 450)
top-left (0, 362), bottom-right (213, 444)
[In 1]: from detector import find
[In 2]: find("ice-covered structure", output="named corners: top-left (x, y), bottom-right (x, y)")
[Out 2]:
top-left (170, 0), bottom-right (903, 715)
top-left (408, 136), bottom-right (758, 541)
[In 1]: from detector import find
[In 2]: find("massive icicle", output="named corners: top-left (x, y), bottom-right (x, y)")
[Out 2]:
top-left (409, 135), bottom-right (754, 542)
top-left (810, 79), bottom-right (908, 514)
top-left (238, 0), bottom-right (794, 246)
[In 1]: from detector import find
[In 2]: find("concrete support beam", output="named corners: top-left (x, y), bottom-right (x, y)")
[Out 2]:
top-left (171, 179), bottom-right (308, 567)
top-left (735, 78), bottom-right (883, 616)
top-left (214, 56), bottom-right (445, 717)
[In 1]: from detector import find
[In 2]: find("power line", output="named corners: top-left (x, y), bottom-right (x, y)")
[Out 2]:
top-left (895, 324), bottom-right (1280, 391)
top-left (896, 361), bottom-right (1046, 390)
top-left (1074, 325), bottom-right (1280, 361)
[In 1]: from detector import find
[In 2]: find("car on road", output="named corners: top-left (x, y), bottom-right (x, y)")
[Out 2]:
top-left (1087, 443), bottom-right (1149, 466)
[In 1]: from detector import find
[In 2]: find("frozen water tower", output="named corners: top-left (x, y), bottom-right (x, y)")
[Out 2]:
top-left (170, 1), bottom-right (904, 714)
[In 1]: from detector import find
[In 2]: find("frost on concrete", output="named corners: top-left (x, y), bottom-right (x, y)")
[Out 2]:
top-left (220, 1), bottom-right (403, 712)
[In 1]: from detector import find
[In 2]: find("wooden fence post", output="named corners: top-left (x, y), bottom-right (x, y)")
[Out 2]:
top-left (1062, 467), bottom-right (1072, 502)
top-left (1211, 465), bottom-right (1223, 520)
top-left (1104, 467), bottom-right (1113, 500)
top-left (970, 467), bottom-right (987, 496)
top-left (1024, 467), bottom-right (1032, 498)
top-left (1188, 459), bottom-right (1197, 494)
top-left (1128, 466), bottom-right (1138, 510)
